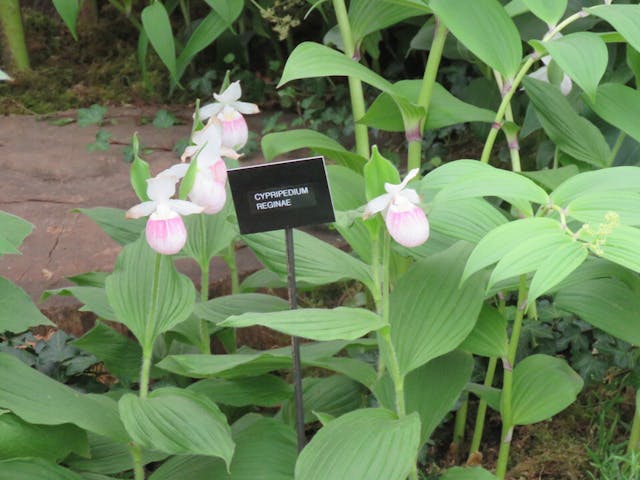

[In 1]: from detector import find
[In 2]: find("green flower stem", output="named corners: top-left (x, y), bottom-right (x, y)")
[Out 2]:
top-left (407, 19), bottom-right (448, 171)
top-left (492, 71), bottom-right (521, 172)
top-left (130, 443), bottom-right (145, 480)
top-left (107, 0), bottom-right (142, 30)
top-left (332, 0), bottom-right (370, 158)
top-left (480, 57), bottom-right (534, 165)
top-left (495, 276), bottom-right (528, 479)
top-left (629, 401), bottom-right (640, 453)
top-left (453, 393), bottom-right (469, 448)
top-left (225, 244), bottom-right (240, 294)
top-left (481, 10), bottom-right (589, 165)
top-left (139, 253), bottom-right (162, 399)
top-left (469, 356), bottom-right (498, 456)
top-left (197, 215), bottom-right (212, 354)
top-left (0, 0), bottom-right (30, 72)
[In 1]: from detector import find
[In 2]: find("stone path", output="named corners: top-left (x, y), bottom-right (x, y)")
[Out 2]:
top-left (0, 106), bottom-right (272, 331)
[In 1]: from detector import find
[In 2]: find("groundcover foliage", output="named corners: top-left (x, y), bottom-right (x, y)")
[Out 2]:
top-left (2, 0), bottom-right (640, 479)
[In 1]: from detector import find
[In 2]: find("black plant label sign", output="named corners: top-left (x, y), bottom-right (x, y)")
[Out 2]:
top-left (228, 156), bottom-right (336, 234)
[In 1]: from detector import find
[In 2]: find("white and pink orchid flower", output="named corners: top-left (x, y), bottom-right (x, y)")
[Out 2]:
top-left (528, 54), bottom-right (572, 95)
top-left (126, 173), bottom-right (204, 255)
top-left (364, 168), bottom-right (430, 248)
top-left (172, 121), bottom-right (231, 214)
top-left (199, 81), bottom-right (259, 150)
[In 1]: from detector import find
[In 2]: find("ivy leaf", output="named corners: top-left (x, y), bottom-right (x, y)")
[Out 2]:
top-left (77, 104), bottom-right (107, 127)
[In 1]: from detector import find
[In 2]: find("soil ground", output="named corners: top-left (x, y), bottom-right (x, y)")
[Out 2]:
top-left (0, 109), bottom-right (285, 333)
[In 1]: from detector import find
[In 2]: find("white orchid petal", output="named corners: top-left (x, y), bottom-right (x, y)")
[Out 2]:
top-left (364, 193), bottom-right (392, 218)
top-left (541, 55), bottom-right (552, 66)
top-left (146, 174), bottom-right (178, 202)
top-left (162, 163), bottom-right (190, 179)
top-left (221, 146), bottom-right (241, 159)
top-left (232, 100), bottom-right (260, 115)
top-left (528, 65), bottom-right (549, 83)
top-left (167, 199), bottom-right (205, 216)
top-left (214, 81), bottom-right (242, 104)
top-left (188, 175), bottom-right (227, 214)
top-left (199, 102), bottom-right (223, 121)
top-left (398, 188), bottom-right (421, 205)
top-left (126, 201), bottom-right (157, 219)
top-left (385, 168), bottom-right (419, 193)
top-left (145, 214), bottom-right (187, 255)
top-left (385, 203), bottom-right (430, 248)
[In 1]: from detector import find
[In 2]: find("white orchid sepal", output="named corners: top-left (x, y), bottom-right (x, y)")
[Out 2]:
top-left (199, 81), bottom-right (260, 120)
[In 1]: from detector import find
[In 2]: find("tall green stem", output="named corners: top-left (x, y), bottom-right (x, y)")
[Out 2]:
top-left (453, 394), bottom-right (469, 449)
top-left (608, 131), bottom-right (626, 167)
top-left (495, 277), bottom-right (528, 479)
top-left (407, 19), bottom-right (448, 171)
top-left (0, 0), bottom-right (30, 72)
top-left (629, 397), bottom-right (640, 453)
top-left (332, 0), bottom-right (369, 158)
top-left (197, 215), bottom-right (212, 354)
top-left (480, 10), bottom-right (589, 165)
top-left (469, 357), bottom-right (498, 456)
top-left (492, 71), bottom-right (521, 172)
top-left (131, 443), bottom-right (145, 480)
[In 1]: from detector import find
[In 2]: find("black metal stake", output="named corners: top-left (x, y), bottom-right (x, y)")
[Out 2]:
top-left (286, 227), bottom-right (306, 452)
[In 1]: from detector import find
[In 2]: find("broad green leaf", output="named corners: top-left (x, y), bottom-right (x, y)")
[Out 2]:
top-left (0, 211), bottom-right (32, 256)
top-left (130, 142), bottom-right (151, 202)
top-left (142, 2), bottom-right (177, 81)
top-left (0, 353), bottom-right (126, 441)
top-left (306, 356), bottom-right (377, 389)
top-left (119, 388), bottom-right (234, 464)
top-left (53, 0), bottom-right (79, 40)
top-left (360, 81), bottom-right (495, 133)
top-left (278, 42), bottom-right (425, 131)
top-left (627, 45), bottom-right (640, 85)
top-left (220, 307), bottom-right (386, 341)
top-left (466, 383), bottom-right (501, 412)
top-left (158, 340), bottom-right (370, 379)
top-left (391, 242), bottom-right (485, 375)
top-left (511, 354), bottom-right (583, 425)
top-left (521, 165), bottom-right (579, 191)
top-left (149, 415), bottom-right (297, 480)
top-left (0, 413), bottom-right (88, 462)
top-left (262, 130), bottom-right (366, 172)
top-left (0, 458), bottom-right (84, 480)
top-left (459, 305), bottom-right (507, 358)
top-left (193, 293), bottom-right (289, 325)
top-left (183, 205), bottom-right (237, 267)
top-left (41, 286), bottom-right (115, 321)
top-left (543, 32), bottom-right (607, 101)
top-left (588, 5), bottom-right (640, 53)
top-left (430, 0), bottom-right (522, 78)
top-left (556, 277), bottom-right (640, 345)
top-left (405, 351), bottom-right (474, 443)
top-left (440, 467), bottom-right (498, 480)
top-left (429, 198), bottom-right (508, 245)
top-left (423, 160), bottom-right (549, 206)
top-left (521, 0), bottom-right (566, 25)
top-left (551, 166), bottom-right (640, 206)
top-left (528, 242), bottom-right (588, 303)
top-left (77, 207), bottom-right (145, 245)
top-left (364, 145), bottom-right (401, 200)
top-left (295, 409), bottom-right (420, 480)
top-left (0, 277), bottom-right (53, 332)
top-left (588, 83), bottom-right (640, 144)
top-left (72, 322), bottom-right (142, 383)
top-left (189, 375), bottom-right (293, 407)
top-left (106, 237), bottom-right (196, 349)
top-left (176, 2), bottom-right (244, 79)
top-left (599, 225), bottom-right (640, 274)
top-left (567, 191), bottom-right (640, 226)
top-left (487, 229), bottom-right (574, 290)
top-left (67, 432), bottom-right (165, 474)
top-left (463, 218), bottom-right (563, 282)
top-left (242, 229), bottom-right (374, 291)
top-left (280, 375), bottom-right (365, 425)
top-left (327, 165), bottom-right (366, 211)
top-left (523, 77), bottom-right (610, 167)
top-left (349, 0), bottom-right (427, 45)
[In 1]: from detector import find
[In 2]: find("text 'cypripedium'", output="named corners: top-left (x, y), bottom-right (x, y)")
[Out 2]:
top-left (199, 81), bottom-right (259, 150)
top-left (126, 172), bottom-right (203, 255)
top-left (364, 168), bottom-right (430, 248)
